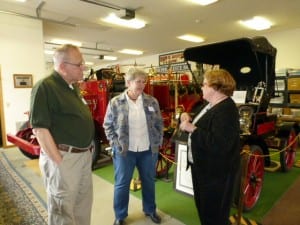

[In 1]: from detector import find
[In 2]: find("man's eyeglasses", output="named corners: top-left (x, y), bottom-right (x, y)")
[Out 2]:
top-left (64, 61), bottom-right (86, 68)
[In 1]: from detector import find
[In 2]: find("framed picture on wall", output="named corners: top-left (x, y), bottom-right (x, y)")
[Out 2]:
top-left (13, 74), bottom-right (33, 88)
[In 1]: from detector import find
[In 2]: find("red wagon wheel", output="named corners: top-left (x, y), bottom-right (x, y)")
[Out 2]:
top-left (280, 128), bottom-right (298, 172)
top-left (156, 135), bottom-right (174, 178)
top-left (242, 144), bottom-right (265, 211)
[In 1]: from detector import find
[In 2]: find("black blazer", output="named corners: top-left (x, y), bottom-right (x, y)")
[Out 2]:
top-left (190, 97), bottom-right (240, 186)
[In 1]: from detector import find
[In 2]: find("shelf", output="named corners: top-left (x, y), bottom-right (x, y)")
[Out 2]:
top-left (277, 115), bottom-right (300, 123)
top-left (270, 75), bottom-right (300, 110)
top-left (275, 76), bottom-right (287, 80)
top-left (287, 103), bottom-right (300, 108)
top-left (288, 74), bottom-right (300, 78)
top-left (274, 89), bottom-right (286, 93)
top-left (287, 90), bottom-right (300, 94)
top-left (269, 103), bottom-right (286, 107)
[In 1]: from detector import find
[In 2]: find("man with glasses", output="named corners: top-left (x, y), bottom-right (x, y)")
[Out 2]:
top-left (30, 44), bottom-right (94, 225)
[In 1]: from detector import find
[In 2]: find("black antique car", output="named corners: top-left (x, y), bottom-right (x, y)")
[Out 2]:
top-left (183, 36), bottom-right (299, 211)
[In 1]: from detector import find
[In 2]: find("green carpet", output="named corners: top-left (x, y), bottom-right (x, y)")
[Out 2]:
top-left (93, 154), bottom-right (300, 225)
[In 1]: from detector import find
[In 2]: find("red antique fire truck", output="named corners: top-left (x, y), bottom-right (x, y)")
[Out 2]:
top-left (6, 65), bottom-right (202, 173)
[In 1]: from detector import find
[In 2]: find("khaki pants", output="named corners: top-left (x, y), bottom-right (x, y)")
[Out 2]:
top-left (39, 150), bottom-right (93, 225)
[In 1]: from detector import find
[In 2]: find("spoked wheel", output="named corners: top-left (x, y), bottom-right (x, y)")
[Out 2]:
top-left (280, 128), bottom-right (298, 172)
top-left (156, 134), bottom-right (174, 178)
top-left (240, 144), bottom-right (265, 211)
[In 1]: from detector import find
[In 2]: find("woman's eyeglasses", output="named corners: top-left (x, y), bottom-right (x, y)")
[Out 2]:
top-left (133, 80), bottom-right (147, 85)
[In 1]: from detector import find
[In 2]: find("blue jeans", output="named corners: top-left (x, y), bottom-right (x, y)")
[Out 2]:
top-left (112, 147), bottom-right (158, 220)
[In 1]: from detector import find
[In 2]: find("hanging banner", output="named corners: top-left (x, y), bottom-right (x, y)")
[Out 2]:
top-left (156, 63), bottom-right (189, 73)
top-left (159, 51), bottom-right (184, 66)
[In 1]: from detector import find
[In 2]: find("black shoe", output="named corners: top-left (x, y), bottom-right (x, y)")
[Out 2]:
top-left (113, 219), bottom-right (125, 225)
top-left (145, 212), bottom-right (161, 224)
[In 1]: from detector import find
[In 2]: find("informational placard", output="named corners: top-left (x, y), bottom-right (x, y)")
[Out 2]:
top-left (174, 142), bottom-right (194, 196)
top-left (231, 90), bottom-right (247, 104)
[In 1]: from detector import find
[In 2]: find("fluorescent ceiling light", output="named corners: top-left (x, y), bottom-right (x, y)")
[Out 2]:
top-left (15, 0), bottom-right (27, 2)
top-left (50, 39), bottom-right (82, 47)
top-left (44, 50), bottom-right (54, 55)
top-left (177, 34), bottom-right (205, 43)
top-left (191, 0), bottom-right (218, 6)
top-left (240, 16), bottom-right (272, 30)
top-left (93, 55), bottom-right (117, 61)
top-left (102, 13), bottom-right (146, 29)
top-left (103, 55), bottom-right (117, 60)
top-left (119, 49), bottom-right (143, 55)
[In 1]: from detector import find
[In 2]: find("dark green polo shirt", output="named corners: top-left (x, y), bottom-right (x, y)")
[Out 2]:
top-left (30, 71), bottom-right (94, 148)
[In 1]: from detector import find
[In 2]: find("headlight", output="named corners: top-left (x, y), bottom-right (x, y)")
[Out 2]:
top-left (239, 106), bottom-right (254, 135)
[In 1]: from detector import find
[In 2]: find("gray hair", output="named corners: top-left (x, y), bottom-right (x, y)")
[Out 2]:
top-left (53, 44), bottom-right (80, 70)
top-left (125, 67), bottom-right (148, 82)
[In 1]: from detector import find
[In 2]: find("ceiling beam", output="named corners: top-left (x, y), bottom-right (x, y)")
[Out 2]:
top-left (79, 0), bottom-right (123, 11)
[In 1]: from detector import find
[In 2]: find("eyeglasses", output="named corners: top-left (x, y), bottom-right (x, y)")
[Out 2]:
top-left (64, 61), bottom-right (86, 68)
top-left (132, 79), bottom-right (147, 85)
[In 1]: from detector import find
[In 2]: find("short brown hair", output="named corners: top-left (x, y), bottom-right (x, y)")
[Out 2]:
top-left (204, 69), bottom-right (236, 96)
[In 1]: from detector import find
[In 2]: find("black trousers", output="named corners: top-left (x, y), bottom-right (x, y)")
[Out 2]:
top-left (191, 165), bottom-right (237, 225)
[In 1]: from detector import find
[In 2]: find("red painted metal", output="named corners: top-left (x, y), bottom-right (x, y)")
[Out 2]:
top-left (7, 133), bottom-right (40, 155)
top-left (256, 121), bottom-right (276, 135)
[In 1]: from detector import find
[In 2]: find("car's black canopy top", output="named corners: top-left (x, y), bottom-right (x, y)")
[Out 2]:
top-left (184, 36), bottom-right (277, 97)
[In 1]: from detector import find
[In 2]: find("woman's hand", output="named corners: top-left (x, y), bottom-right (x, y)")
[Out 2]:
top-left (179, 120), bottom-right (197, 133)
top-left (180, 112), bottom-right (191, 122)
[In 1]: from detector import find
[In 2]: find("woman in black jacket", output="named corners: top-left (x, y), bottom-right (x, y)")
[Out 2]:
top-left (179, 69), bottom-right (240, 225)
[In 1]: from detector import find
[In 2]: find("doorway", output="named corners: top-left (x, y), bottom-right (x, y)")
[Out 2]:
top-left (0, 66), bottom-right (5, 148)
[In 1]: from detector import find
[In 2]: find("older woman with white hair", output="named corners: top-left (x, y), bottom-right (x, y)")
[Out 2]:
top-left (103, 67), bottom-right (164, 225)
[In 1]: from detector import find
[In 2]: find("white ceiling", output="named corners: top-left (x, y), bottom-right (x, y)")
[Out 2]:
top-left (1, 0), bottom-right (300, 67)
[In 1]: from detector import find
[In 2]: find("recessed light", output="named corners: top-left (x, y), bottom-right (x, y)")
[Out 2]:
top-left (102, 13), bottom-right (146, 29)
top-left (190, 0), bottom-right (218, 6)
top-left (119, 49), bottom-right (143, 55)
top-left (240, 16), bottom-right (272, 31)
top-left (177, 34), bottom-right (205, 43)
